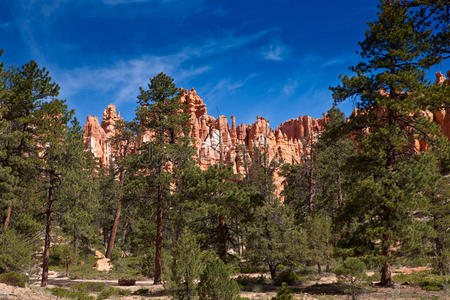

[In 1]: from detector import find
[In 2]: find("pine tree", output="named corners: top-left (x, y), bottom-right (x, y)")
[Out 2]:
top-left (245, 201), bottom-right (305, 280)
top-left (164, 230), bottom-right (204, 300)
top-left (136, 72), bottom-right (194, 284)
top-left (37, 98), bottom-right (73, 287)
top-left (0, 60), bottom-right (59, 233)
top-left (105, 119), bottom-right (138, 259)
top-left (330, 0), bottom-right (449, 286)
top-left (314, 107), bottom-right (354, 215)
top-left (55, 118), bottom-right (101, 262)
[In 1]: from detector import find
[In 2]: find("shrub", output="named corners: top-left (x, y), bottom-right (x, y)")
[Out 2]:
top-left (271, 282), bottom-right (294, 300)
top-left (273, 269), bottom-right (298, 286)
top-left (51, 244), bottom-right (77, 276)
top-left (47, 287), bottom-right (94, 300)
top-left (163, 231), bottom-right (205, 300)
top-left (392, 271), bottom-right (449, 291)
top-left (333, 258), bottom-right (366, 300)
top-left (236, 275), bottom-right (268, 292)
top-left (0, 231), bottom-right (32, 273)
top-left (198, 257), bottom-right (240, 300)
top-left (97, 287), bottom-right (131, 300)
top-left (0, 272), bottom-right (26, 287)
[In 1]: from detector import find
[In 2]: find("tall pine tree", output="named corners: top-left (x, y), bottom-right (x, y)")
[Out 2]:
top-left (331, 0), bottom-right (449, 286)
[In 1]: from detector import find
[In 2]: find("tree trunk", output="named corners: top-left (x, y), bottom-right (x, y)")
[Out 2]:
top-left (106, 166), bottom-right (126, 259)
top-left (337, 174), bottom-right (343, 209)
top-left (317, 263), bottom-right (322, 274)
top-left (380, 261), bottom-right (392, 286)
top-left (380, 237), bottom-right (393, 287)
top-left (41, 185), bottom-right (54, 287)
top-left (435, 236), bottom-right (445, 275)
top-left (269, 264), bottom-right (277, 280)
top-left (3, 205), bottom-right (12, 232)
top-left (73, 229), bottom-right (79, 263)
top-left (218, 214), bottom-right (227, 259)
top-left (121, 222), bottom-right (128, 245)
top-left (106, 200), bottom-right (121, 259)
top-left (153, 187), bottom-right (164, 284)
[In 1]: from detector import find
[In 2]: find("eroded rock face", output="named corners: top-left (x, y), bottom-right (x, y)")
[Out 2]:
top-left (83, 72), bottom-right (449, 195)
top-left (83, 104), bottom-right (122, 167)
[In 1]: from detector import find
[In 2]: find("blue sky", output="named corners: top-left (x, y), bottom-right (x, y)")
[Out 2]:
top-left (0, 0), bottom-right (448, 127)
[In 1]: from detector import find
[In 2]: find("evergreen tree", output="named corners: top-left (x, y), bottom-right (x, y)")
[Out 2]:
top-left (136, 72), bottom-right (195, 284)
top-left (314, 107), bottom-right (354, 215)
top-left (198, 255), bottom-right (240, 300)
top-left (245, 201), bottom-right (305, 280)
top-left (55, 118), bottom-right (101, 262)
top-left (0, 60), bottom-right (59, 234)
top-left (105, 119), bottom-right (138, 259)
top-left (330, 0), bottom-right (449, 286)
top-left (37, 98), bottom-right (73, 287)
top-left (164, 230), bottom-right (204, 300)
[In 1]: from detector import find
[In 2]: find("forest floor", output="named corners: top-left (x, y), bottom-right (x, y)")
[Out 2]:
top-left (0, 267), bottom-right (441, 299)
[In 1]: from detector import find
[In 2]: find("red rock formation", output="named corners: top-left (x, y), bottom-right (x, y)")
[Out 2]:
top-left (83, 71), bottom-right (449, 195)
top-left (83, 104), bottom-right (122, 167)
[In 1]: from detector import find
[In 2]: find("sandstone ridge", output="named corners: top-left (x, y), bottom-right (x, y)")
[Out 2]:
top-left (83, 72), bottom-right (450, 193)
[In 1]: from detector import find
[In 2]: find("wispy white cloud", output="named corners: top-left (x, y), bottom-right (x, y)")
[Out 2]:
top-left (260, 41), bottom-right (289, 61)
top-left (321, 55), bottom-right (357, 68)
top-left (56, 54), bottom-right (210, 105)
top-left (54, 29), bottom-right (269, 106)
top-left (282, 79), bottom-right (298, 96)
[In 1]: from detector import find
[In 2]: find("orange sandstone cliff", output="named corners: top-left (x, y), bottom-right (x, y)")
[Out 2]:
top-left (83, 72), bottom-right (450, 194)
top-left (83, 89), bottom-right (326, 195)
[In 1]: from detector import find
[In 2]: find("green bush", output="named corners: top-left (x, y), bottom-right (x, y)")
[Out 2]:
top-left (273, 269), bottom-right (298, 286)
top-left (47, 287), bottom-right (94, 300)
top-left (133, 288), bottom-right (150, 295)
top-left (97, 287), bottom-right (131, 300)
top-left (235, 275), bottom-right (268, 293)
top-left (0, 231), bottom-right (32, 273)
top-left (271, 282), bottom-right (294, 300)
top-left (198, 257), bottom-right (240, 300)
top-left (392, 271), bottom-right (449, 291)
top-left (139, 253), bottom-right (154, 277)
top-left (0, 272), bottom-right (26, 287)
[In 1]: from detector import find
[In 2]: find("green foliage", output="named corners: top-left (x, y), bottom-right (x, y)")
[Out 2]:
top-left (96, 287), bottom-right (131, 299)
top-left (245, 201), bottom-right (305, 279)
top-left (273, 269), bottom-right (299, 286)
top-left (51, 244), bottom-right (77, 275)
top-left (198, 257), bottom-right (240, 300)
top-left (330, 0), bottom-right (450, 286)
top-left (0, 231), bottom-right (32, 273)
top-left (392, 271), bottom-right (449, 291)
top-left (47, 287), bottom-right (95, 300)
top-left (164, 230), bottom-right (205, 299)
top-left (47, 284), bottom-right (131, 300)
top-left (235, 275), bottom-right (269, 293)
top-left (271, 282), bottom-right (294, 300)
top-left (334, 258), bottom-right (366, 299)
top-left (304, 214), bottom-right (333, 273)
top-left (135, 72), bottom-right (196, 283)
top-left (0, 272), bottom-right (26, 288)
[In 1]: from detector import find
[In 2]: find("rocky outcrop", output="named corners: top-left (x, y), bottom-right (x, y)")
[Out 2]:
top-left (83, 90), bottom-right (326, 195)
top-left (83, 71), bottom-right (449, 194)
top-left (179, 89), bottom-right (326, 188)
top-left (83, 104), bottom-right (121, 167)
top-left (433, 71), bottom-right (450, 141)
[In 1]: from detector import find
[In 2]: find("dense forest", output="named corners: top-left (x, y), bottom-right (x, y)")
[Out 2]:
top-left (0, 1), bottom-right (449, 299)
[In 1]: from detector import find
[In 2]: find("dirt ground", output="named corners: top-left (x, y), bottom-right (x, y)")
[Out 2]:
top-left (0, 268), bottom-right (448, 300)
